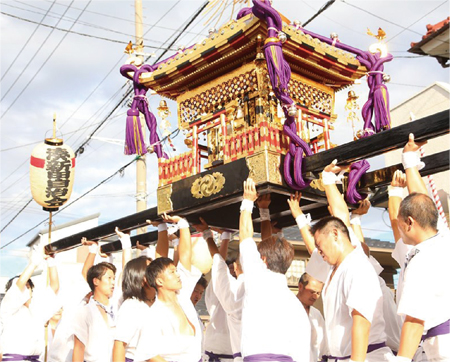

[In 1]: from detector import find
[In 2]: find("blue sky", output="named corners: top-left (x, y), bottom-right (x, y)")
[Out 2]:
top-left (1, 0), bottom-right (449, 278)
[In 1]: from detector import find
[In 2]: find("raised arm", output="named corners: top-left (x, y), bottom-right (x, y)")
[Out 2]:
top-left (388, 170), bottom-right (407, 243)
top-left (239, 178), bottom-right (258, 242)
top-left (402, 133), bottom-right (427, 195)
top-left (256, 193), bottom-right (272, 241)
top-left (323, 160), bottom-right (351, 226)
top-left (16, 246), bottom-right (44, 291)
top-left (115, 227), bottom-right (132, 267)
top-left (81, 237), bottom-right (98, 281)
top-left (147, 220), bottom-right (169, 258)
top-left (350, 199), bottom-right (371, 243)
top-left (162, 213), bottom-right (191, 271)
top-left (47, 256), bottom-right (59, 294)
top-left (287, 192), bottom-right (315, 254)
top-left (193, 218), bottom-right (219, 257)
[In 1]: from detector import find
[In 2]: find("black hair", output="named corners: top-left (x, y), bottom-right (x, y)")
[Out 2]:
top-left (122, 256), bottom-right (152, 302)
top-left (196, 276), bottom-right (208, 289)
top-left (399, 192), bottom-right (438, 231)
top-left (145, 257), bottom-right (174, 290)
top-left (310, 216), bottom-right (350, 241)
top-left (257, 235), bottom-right (294, 275)
top-left (226, 257), bottom-right (237, 266)
top-left (5, 276), bottom-right (34, 293)
top-left (86, 262), bottom-right (116, 292)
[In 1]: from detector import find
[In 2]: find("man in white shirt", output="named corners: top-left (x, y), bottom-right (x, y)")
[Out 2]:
top-left (393, 134), bottom-right (450, 362)
top-left (296, 273), bottom-right (327, 362)
top-left (194, 220), bottom-right (241, 361)
top-left (134, 215), bottom-right (203, 362)
top-left (0, 247), bottom-right (60, 362)
top-left (309, 161), bottom-right (392, 362)
top-left (72, 262), bottom-right (117, 362)
top-left (239, 178), bottom-right (311, 362)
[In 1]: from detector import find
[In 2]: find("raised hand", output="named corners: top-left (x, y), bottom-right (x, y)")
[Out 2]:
top-left (403, 133), bottom-right (426, 153)
top-left (193, 217), bottom-right (209, 233)
top-left (256, 193), bottom-right (271, 209)
top-left (287, 192), bottom-right (303, 219)
top-left (243, 178), bottom-right (258, 202)
top-left (161, 213), bottom-right (182, 224)
top-left (352, 198), bottom-right (371, 216)
top-left (391, 170), bottom-right (407, 188)
top-left (136, 241), bottom-right (147, 251)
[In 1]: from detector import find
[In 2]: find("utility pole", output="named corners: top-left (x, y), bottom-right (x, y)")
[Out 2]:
top-left (135, 0), bottom-right (147, 236)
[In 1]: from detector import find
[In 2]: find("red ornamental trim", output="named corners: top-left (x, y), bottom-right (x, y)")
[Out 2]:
top-left (30, 155), bottom-right (45, 168)
top-left (72, 157), bottom-right (76, 168)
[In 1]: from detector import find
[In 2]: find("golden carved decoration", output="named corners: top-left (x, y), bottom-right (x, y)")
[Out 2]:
top-left (157, 184), bottom-right (173, 214)
top-left (191, 172), bottom-right (226, 199)
top-left (310, 174), bottom-right (325, 192)
top-left (246, 150), bottom-right (282, 185)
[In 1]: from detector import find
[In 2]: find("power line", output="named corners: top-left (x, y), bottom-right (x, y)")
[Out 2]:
top-left (0, 11), bottom-right (177, 50)
top-left (0, 199), bottom-right (33, 233)
top-left (1, 0), bottom-right (57, 81)
top-left (1, 1), bottom-right (92, 118)
top-left (1, 156), bottom-right (141, 248)
top-left (1, 1), bottom-right (75, 102)
top-left (303, 0), bottom-right (336, 28)
top-left (387, 1), bottom-right (447, 44)
top-left (17, 0), bottom-right (203, 37)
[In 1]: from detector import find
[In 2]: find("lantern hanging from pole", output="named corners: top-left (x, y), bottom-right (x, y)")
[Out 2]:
top-left (30, 122), bottom-right (76, 212)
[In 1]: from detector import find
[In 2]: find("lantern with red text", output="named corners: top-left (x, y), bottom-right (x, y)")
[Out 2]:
top-left (30, 138), bottom-right (76, 212)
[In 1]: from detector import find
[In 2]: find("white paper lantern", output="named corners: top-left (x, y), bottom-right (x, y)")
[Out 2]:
top-left (30, 138), bottom-right (75, 211)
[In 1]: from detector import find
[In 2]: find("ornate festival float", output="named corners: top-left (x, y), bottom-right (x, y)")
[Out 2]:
top-left (45, 0), bottom-right (449, 255)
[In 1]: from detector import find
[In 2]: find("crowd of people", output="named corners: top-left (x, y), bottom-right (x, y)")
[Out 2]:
top-left (1, 133), bottom-right (449, 362)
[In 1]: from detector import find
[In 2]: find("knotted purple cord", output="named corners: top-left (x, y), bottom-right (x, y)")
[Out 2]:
top-left (297, 28), bottom-right (393, 136)
top-left (345, 159), bottom-right (370, 204)
top-left (246, 0), bottom-right (312, 190)
top-left (120, 63), bottom-right (167, 159)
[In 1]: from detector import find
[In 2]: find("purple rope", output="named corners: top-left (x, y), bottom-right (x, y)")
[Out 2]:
top-left (296, 27), bottom-right (393, 136)
top-left (120, 63), bottom-right (167, 159)
top-left (247, 0), bottom-right (311, 190)
top-left (345, 160), bottom-right (370, 204)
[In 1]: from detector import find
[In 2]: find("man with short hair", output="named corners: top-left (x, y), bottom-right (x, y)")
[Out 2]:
top-left (239, 178), bottom-right (311, 362)
top-left (72, 262), bottom-right (116, 362)
top-left (308, 161), bottom-right (392, 362)
top-left (135, 214), bottom-right (203, 362)
top-left (191, 276), bottom-right (207, 307)
top-left (393, 134), bottom-right (450, 362)
top-left (297, 273), bottom-right (327, 362)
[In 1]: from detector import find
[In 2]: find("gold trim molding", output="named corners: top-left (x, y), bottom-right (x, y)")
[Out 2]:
top-left (246, 150), bottom-right (282, 185)
top-left (191, 172), bottom-right (226, 199)
top-left (157, 184), bottom-right (173, 215)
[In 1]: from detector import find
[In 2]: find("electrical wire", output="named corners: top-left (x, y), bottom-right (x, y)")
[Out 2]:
top-left (303, 0), bottom-right (336, 28)
top-left (0, 11), bottom-right (177, 50)
top-left (1, 1), bottom-right (91, 119)
top-left (387, 1), bottom-right (447, 44)
top-left (17, 0), bottom-right (203, 37)
top-left (1, 156), bottom-right (141, 249)
top-left (1, 1), bottom-right (75, 101)
top-left (1, 0), bottom-right (57, 81)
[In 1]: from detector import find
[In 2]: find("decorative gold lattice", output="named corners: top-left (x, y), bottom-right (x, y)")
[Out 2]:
top-left (180, 70), bottom-right (258, 124)
top-left (288, 79), bottom-right (332, 115)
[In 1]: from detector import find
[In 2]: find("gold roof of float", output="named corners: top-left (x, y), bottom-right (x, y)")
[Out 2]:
top-left (139, 14), bottom-right (367, 100)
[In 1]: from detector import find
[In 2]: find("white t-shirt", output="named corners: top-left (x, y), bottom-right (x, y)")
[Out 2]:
top-left (240, 238), bottom-right (311, 362)
top-left (134, 263), bottom-right (202, 362)
top-left (47, 274), bottom-right (91, 362)
top-left (72, 297), bottom-right (115, 362)
top-left (323, 248), bottom-right (391, 361)
top-left (309, 306), bottom-right (327, 362)
top-left (0, 282), bottom-right (59, 358)
top-left (211, 254), bottom-right (245, 361)
top-left (397, 232), bottom-right (450, 361)
top-left (114, 298), bottom-right (151, 360)
top-left (306, 227), bottom-right (362, 283)
top-left (204, 281), bottom-right (233, 360)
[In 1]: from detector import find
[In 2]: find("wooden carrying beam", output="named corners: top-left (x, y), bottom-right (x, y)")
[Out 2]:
top-left (302, 110), bottom-right (449, 174)
top-left (44, 207), bottom-right (158, 254)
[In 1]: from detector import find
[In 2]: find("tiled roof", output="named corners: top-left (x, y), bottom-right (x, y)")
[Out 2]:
top-left (410, 17), bottom-right (450, 48)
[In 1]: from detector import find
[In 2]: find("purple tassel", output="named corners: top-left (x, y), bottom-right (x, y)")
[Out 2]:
top-left (124, 109), bottom-right (146, 155)
top-left (345, 160), bottom-right (370, 204)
